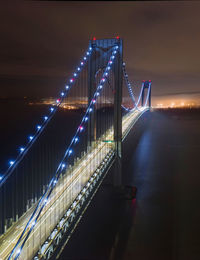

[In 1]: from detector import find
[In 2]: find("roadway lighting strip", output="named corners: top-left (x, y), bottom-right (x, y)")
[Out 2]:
top-left (122, 107), bottom-right (149, 141)
top-left (1, 46), bottom-right (93, 187)
top-left (33, 149), bottom-right (115, 260)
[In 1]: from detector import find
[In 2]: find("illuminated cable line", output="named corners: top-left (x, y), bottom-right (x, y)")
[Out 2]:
top-left (122, 63), bottom-right (152, 111)
top-left (101, 62), bottom-right (141, 113)
top-left (122, 64), bottom-right (142, 112)
top-left (105, 69), bottom-right (136, 112)
top-left (122, 81), bottom-right (145, 112)
top-left (122, 65), bottom-right (136, 108)
top-left (9, 45), bottom-right (119, 260)
top-left (0, 47), bottom-right (93, 187)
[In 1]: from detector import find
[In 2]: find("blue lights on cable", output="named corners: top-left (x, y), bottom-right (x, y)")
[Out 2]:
top-left (1, 46), bottom-right (93, 187)
top-left (122, 63), bottom-right (151, 112)
top-left (122, 63), bottom-right (137, 111)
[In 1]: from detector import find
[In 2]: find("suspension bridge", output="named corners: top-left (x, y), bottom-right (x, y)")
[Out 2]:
top-left (0, 38), bottom-right (151, 260)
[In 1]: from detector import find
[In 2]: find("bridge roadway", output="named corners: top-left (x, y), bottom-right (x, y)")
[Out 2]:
top-left (0, 107), bottom-right (148, 260)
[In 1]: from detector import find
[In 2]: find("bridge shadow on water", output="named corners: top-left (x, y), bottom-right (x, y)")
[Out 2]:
top-left (58, 109), bottom-right (200, 260)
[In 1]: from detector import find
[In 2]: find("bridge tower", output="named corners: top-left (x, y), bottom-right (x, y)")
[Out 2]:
top-left (141, 80), bottom-right (151, 107)
top-left (88, 38), bottom-right (123, 186)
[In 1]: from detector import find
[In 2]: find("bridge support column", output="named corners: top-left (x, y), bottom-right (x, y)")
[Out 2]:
top-left (88, 40), bottom-right (97, 148)
top-left (149, 82), bottom-right (152, 107)
top-left (88, 38), bottom-right (123, 186)
top-left (141, 86), bottom-right (145, 107)
top-left (113, 38), bottom-right (123, 187)
top-left (141, 80), bottom-right (151, 107)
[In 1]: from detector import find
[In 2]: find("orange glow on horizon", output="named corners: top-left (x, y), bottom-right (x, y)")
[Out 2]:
top-left (154, 101), bottom-right (199, 108)
top-left (29, 97), bottom-right (200, 109)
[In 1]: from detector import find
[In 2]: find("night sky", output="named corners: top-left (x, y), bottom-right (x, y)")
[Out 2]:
top-left (1, 1), bottom-right (200, 105)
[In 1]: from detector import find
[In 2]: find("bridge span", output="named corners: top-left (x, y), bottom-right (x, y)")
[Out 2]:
top-left (0, 38), bottom-right (151, 260)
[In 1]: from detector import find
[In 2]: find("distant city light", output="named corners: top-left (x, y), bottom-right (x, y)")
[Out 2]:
top-left (154, 99), bottom-right (199, 108)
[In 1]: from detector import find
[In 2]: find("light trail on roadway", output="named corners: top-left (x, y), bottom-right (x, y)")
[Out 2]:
top-left (0, 107), bottom-right (147, 260)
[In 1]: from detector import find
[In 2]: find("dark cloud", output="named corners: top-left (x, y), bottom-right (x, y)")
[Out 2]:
top-left (0, 1), bottom-right (200, 100)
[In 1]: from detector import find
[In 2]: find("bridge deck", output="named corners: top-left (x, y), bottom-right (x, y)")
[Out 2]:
top-left (0, 107), bottom-right (148, 260)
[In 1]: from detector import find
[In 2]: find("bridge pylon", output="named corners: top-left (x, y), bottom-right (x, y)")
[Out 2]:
top-left (141, 80), bottom-right (152, 107)
top-left (88, 38), bottom-right (123, 186)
